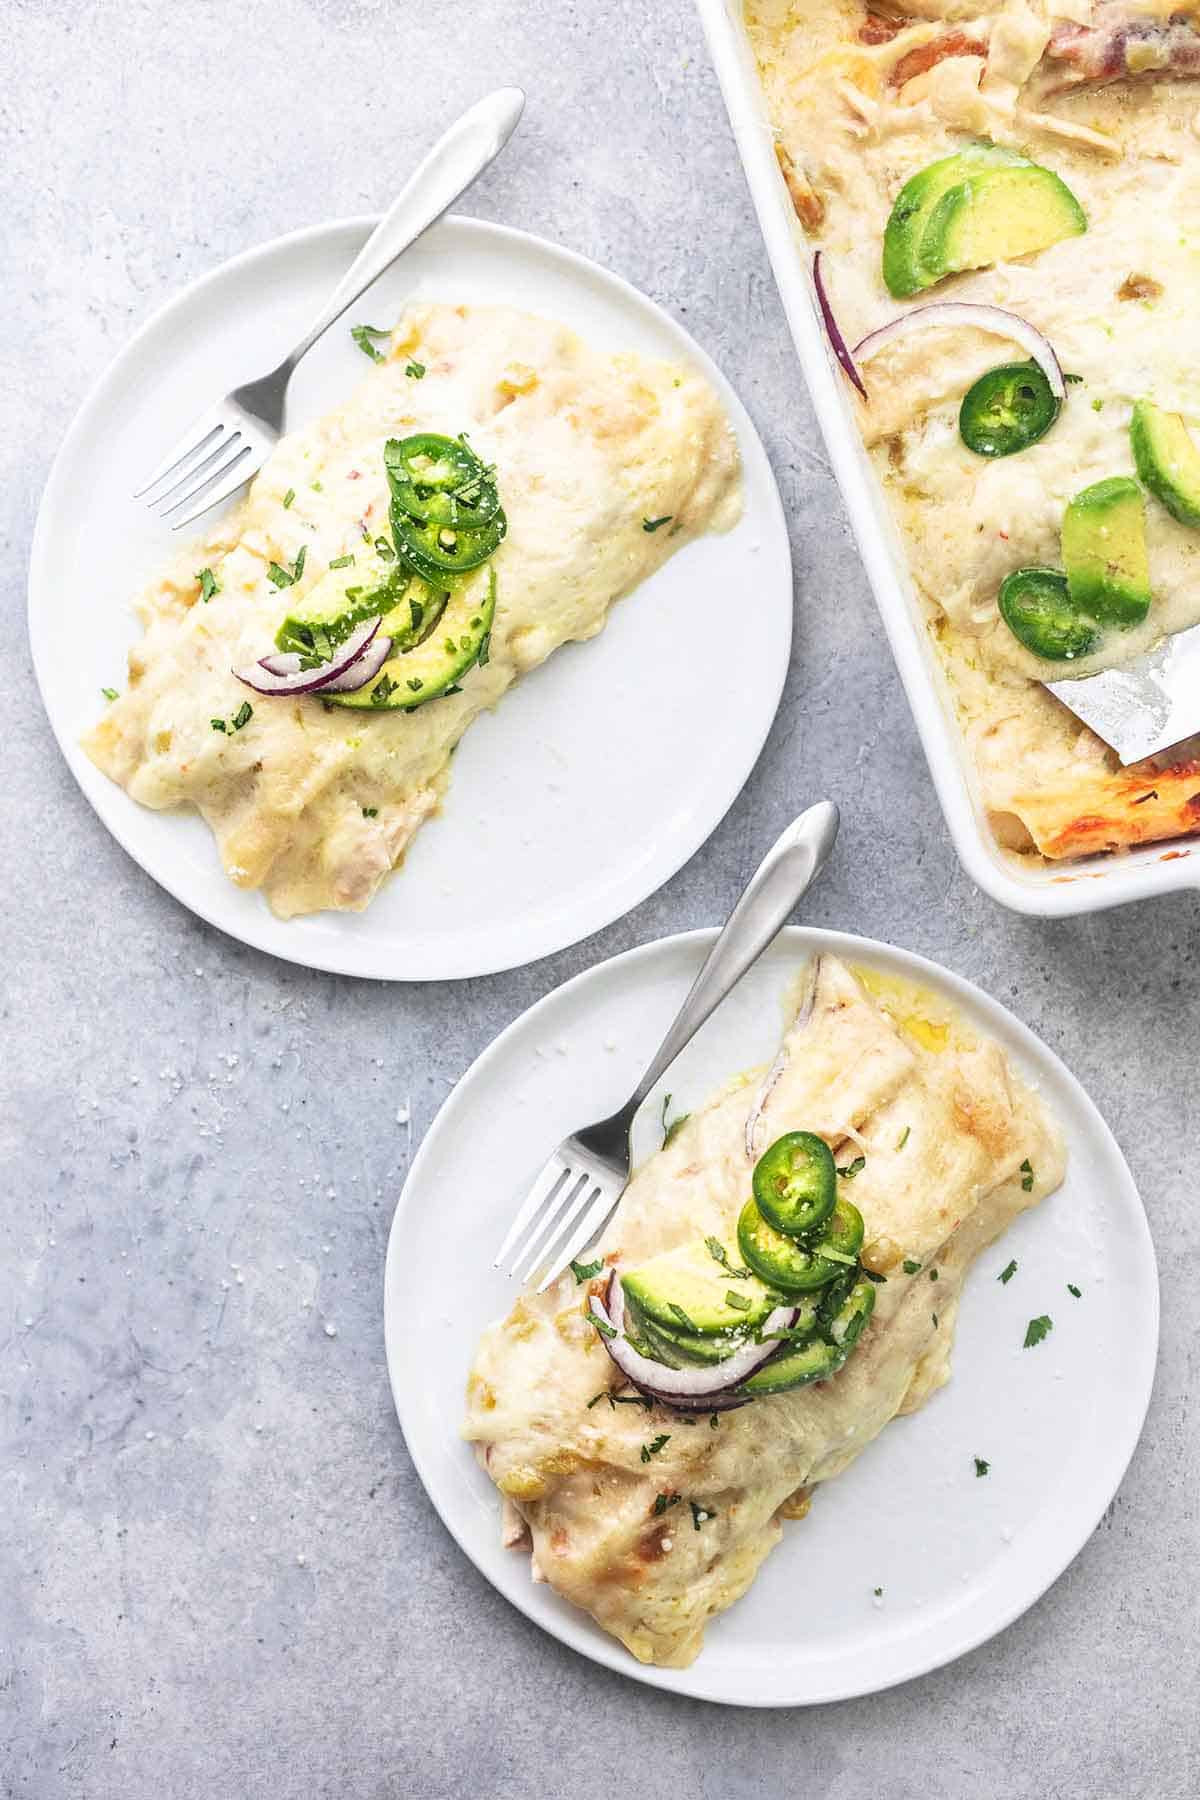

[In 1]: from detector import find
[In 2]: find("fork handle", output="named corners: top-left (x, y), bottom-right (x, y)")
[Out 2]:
top-left (278, 87), bottom-right (526, 375)
top-left (625, 802), bottom-right (840, 1116)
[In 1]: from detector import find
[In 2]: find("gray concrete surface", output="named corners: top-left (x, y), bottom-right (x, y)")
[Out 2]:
top-left (3, 1), bottom-right (1197, 1794)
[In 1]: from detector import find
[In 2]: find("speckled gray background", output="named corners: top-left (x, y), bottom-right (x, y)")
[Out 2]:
top-left (4, 0), bottom-right (1198, 1794)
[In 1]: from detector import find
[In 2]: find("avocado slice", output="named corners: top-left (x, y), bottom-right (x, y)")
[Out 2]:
top-left (330, 567), bottom-right (496, 711)
top-left (1130, 399), bottom-right (1200, 529)
top-left (624, 1294), bottom-right (746, 1367)
top-left (882, 144), bottom-right (1024, 299)
top-left (1061, 476), bottom-right (1151, 627)
top-left (918, 163), bottom-right (1086, 287)
top-left (739, 1336), bottom-right (844, 1397)
top-left (620, 1240), bottom-right (776, 1338)
top-left (274, 544), bottom-right (436, 659)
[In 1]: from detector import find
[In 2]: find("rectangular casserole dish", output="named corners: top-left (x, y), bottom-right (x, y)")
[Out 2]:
top-left (696, 0), bottom-right (1200, 916)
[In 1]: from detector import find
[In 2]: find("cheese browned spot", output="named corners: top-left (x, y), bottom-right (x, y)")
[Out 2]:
top-left (84, 304), bottom-right (741, 917)
top-left (465, 956), bottom-right (1064, 1668)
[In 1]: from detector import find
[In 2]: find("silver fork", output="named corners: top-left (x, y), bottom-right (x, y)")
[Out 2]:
top-left (494, 801), bottom-right (840, 1293)
top-left (133, 87), bottom-right (525, 529)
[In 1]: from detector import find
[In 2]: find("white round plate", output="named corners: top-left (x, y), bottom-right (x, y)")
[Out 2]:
top-left (385, 926), bottom-right (1158, 1706)
top-left (28, 216), bottom-right (791, 980)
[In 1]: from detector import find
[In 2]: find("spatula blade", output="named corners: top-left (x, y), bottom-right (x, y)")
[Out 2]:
top-left (1046, 621), bottom-right (1200, 765)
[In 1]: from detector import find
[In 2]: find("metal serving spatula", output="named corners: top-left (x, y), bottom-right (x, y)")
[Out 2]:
top-left (1046, 622), bottom-right (1200, 764)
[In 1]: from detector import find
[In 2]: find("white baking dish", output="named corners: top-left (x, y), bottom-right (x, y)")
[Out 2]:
top-left (697, 0), bottom-right (1200, 916)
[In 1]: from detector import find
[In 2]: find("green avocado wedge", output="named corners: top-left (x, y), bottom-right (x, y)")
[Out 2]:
top-left (1130, 399), bottom-right (1200, 529)
top-left (1061, 476), bottom-right (1151, 627)
top-left (620, 1240), bottom-right (776, 1337)
top-left (739, 1336), bottom-right (845, 1397)
top-left (919, 163), bottom-right (1087, 288)
top-left (329, 568), bottom-right (496, 711)
top-left (275, 545), bottom-right (447, 663)
top-left (882, 144), bottom-right (1023, 299)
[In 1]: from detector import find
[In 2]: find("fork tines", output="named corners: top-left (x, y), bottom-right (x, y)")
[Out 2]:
top-left (494, 1149), bottom-right (622, 1292)
top-left (134, 408), bottom-right (259, 528)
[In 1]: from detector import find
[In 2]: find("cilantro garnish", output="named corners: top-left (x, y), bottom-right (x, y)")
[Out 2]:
top-left (405, 359), bottom-right (426, 379)
top-left (896, 1126), bottom-right (911, 1150)
top-left (589, 1311), bottom-right (616, 1341)
top-left (705, 1237), bottom-right (751, 1279)
top-left (1023, 1314), bottom-right (1053, 1349)
top-left (668, 1302), bottom-right (699, 1334)
top-left (709, 1413), bottom-right (720, 1430)
top-left (863, 1269), bottom-right (887, 1285)
top-left (196, 567), bottom-right (219, 602)
top-left (1067, 1283), bottom-right (1082, 1299)
top-left (328, 553), bottom-right (355, 570)
top-left (654, 1491), bottom-right (682, 1515)
top-left (902, 1259), bottom-right (922, 1275)
top-left (974, 1457), bottom-right (990, 1478)
top-left (351, 322), bottom-right (389, 362)
top-left (370, 675), bottom-right (399, 706)
top-left (929, 1268), bottom-right (939, 1282)
top-left (101, 687), bottom-right (119, 702)
top-left (642, 515), bottom-right (673, 533)
top-left (999, 1260), bottom-right (1017, 1285)
top-left (282, 488), bottom-right (295, 510)
top-left (690, 1501), bottom-right (714, 1530)
top-left (1020, 1158), bottom-right (1035, 1192)
top-left (837, 1155), bottom-right (866, 1179)
top-left (725, 1290), bottom-right (753, 1313)
top-left (640, 1434), bottom-right (670, 1463)
top-left (362, 807), bottom-right (378, 819)
top-left (231, 702), bottom-right (253, 732)
top-left (266, 561), bottom-right (294, 589)
top-left (570, 1256), bottom-right (604, 1285)
top-left (660, 1092), bottom-right (689, 1147)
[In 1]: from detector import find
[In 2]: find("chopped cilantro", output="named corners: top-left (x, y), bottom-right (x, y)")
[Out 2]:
top-left (690, 1501), bottom-right (714, 1530)
top-left (863, 1268), bottom-right (887, 1285)
top-left (282, 487), bottom-right (295, 510)
top-left (929, 1268), bottom-right (939, 1282)
top-left (362, 807), bottom-right (378, 819)
top-left (725, 1290), bottom-right (753, 1312)
top-left (231, 702), bottom-right (253, 732)
top-left (1020, 1158), bottom-right (1035, 1192)
top-left (405, 359), bottom-right (426, 379)
top-left (902, 1259), bottom-right (922, 1275)
top-left (654, 1491), bottom-right (682, 1515)
top-left (370, 675), bottom-right (399, 706)
top-left (101, 687), bottom-right (119, 702)
top-left (709, 1413), bottom-right (720, 1430)
top-left (837, 1155), bottom-right (866, 1179)
top-left (873, 1586), bottom-right (883, 1598)
top-left (999, 1259), bottom-right (1017, 1285)
top-left (477, 630), bottom-right (491, 668)
top-left (196, 567), bottom-right (219, 602)
top-left (932, 1312), bottom-right (939, 1327)
top-left (660, 1092), bottom-right (689, 1147)
top-left (669, 1302), bottom-right (699, 1334)
top-left (640, 1434), bottom-right (670, 1463)
top-left (705, 1237), bottom-right (751, 1279)
top-left (351, 322), bottom-right (389, 362)
top-left (896, 1126), bottom-right (911, 1150)
top-left (1064, 371), bottom-right (1084, 384)
top-left (570, 1256), bottom-right (604, 1285)
top-left (210, 718), bottom-right (227, 733)
top-left (589, 1311), bottom-right (616, 1341)
top-left (266, 561), bottom-right (294, 589)
top-left (1067, 1283), bottom-right (1082, 1299)
top-left (292, 545), bottom-right (307, 582)
top-left (974, 1457), bottom-right (990, 1478)
top-left (642, 515), bottom-right (673, 533)
top-left (1023, 1314), bottom-right (1053, 1349)
top-left (328, 553), bottom-right (355, 570)
top-left (373, 535), bottom-right (395, 562)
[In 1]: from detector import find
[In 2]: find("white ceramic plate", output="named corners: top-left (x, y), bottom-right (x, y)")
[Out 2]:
top-left (385, 925), bottom-right (1158, 1706)
top-left (28, 215), bottom-right (792, 980)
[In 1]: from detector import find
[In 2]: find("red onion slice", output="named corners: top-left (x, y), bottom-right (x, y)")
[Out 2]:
top-left (233, 615), bottom-right (384, 697)
top-left (589, 1273), bottom-right (797, 1411)
top-left (316, 634), bottom-right (394, 692)
top-left (853, 302), bottom-right (1066, 403)
top-left (813, 251), bottom-right (868, 400)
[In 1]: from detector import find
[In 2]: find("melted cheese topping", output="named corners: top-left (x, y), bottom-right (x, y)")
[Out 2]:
top-left (749, 1), bottom-right (1200, 860)
top-left (465, 955), bottom-right (1065, 1668)
top-left (85, 304), bottom-right (741, 916)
